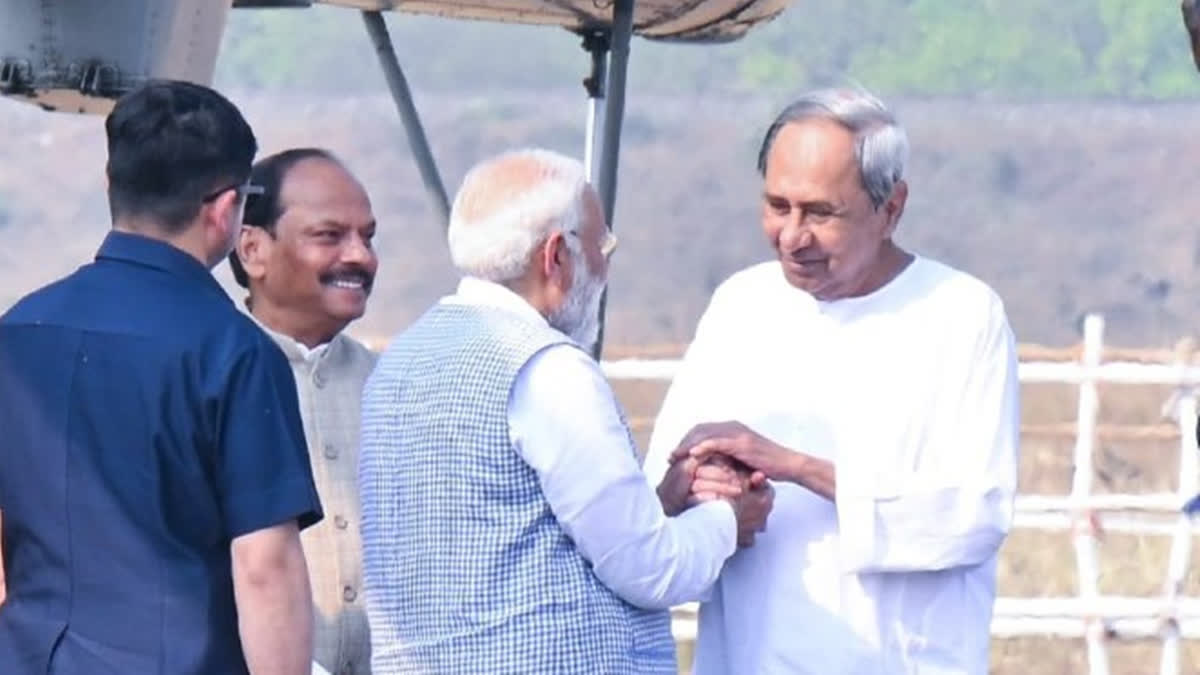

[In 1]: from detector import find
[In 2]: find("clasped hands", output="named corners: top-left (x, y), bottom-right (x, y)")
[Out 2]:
top-left (657, 421), bottom-right (788, 548)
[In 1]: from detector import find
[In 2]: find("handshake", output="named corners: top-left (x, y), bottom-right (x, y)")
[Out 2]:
top-left (656, 421), bottom-right (782, 548)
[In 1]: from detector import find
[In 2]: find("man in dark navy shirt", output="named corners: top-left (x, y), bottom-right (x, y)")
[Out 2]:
top-left (0, 80), bottom-right (322, 674)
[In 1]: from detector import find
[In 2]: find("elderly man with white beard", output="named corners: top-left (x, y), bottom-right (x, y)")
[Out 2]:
top-left (358, 148), bottom-right (773, 674)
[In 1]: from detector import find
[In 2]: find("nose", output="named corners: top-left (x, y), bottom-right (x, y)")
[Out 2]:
top-left (778, 218), bottom-right (814, 252)
top-left (341, 233), bottom-right (376, 267)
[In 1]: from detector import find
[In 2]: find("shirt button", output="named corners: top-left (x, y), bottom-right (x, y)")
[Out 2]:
top-left (324, 443), bottom-right (339, 460)
top-left (314, 372), bottom-right (327, 388)
top-left (334, 515), bottom-right (348, 530)
top-left (343, 585), bottom-right (357, 602)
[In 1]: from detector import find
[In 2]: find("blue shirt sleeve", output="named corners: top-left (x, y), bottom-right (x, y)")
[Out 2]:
top-left (214, 333), bottom-right (323, 539)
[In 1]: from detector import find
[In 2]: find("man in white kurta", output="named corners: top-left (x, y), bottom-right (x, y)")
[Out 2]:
top-left (643, 88), bottom-right (1020, 674)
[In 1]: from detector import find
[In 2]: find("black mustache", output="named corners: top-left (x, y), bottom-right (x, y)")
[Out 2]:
top-left (319, 266), bottom-right (374, 288)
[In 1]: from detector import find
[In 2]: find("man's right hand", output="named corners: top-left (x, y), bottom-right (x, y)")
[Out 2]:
top-left (690, 459), bottom-right (774, 547)
top-left (231, 521), bottom-right (314, 675)
top-left (730, 479), bottom-right (775, 548)
top-left (657, 455), bottom-right (744, 516)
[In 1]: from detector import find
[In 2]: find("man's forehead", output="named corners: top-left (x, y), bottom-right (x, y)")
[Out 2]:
top-left (279, 157), bottom-right (358, 197)
top-left (277, 158), bottom-right (372, 220)
top-left (771, 119), bottom-right (855, 161)
top-left (765, 120), bottom-right (859, 184)
top-left (582, 185), bottom-right (604, 220)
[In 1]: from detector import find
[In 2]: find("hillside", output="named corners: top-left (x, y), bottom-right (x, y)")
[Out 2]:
top-left (2, 91), bottom-right (1199, 349)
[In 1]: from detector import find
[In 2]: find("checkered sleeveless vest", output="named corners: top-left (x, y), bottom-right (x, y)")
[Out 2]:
top-left (360, 302), bottom-right (676, 674)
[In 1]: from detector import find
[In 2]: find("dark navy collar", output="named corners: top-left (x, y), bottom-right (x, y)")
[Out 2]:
top-left (95, 230), bottom-right (229, 300)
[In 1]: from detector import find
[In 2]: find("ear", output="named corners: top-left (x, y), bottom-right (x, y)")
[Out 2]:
top-left (539, 231), bottom-right (572, 286)
top-left (203, 187), bottom-right (241, 238)
top-left (881, 180), bottom-right (908, 237)
top-left (236, 226), bottom-right (270, 283)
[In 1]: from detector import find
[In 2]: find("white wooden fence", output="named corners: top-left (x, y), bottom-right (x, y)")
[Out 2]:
top-left (597, 313), bottom-right (1200, 675)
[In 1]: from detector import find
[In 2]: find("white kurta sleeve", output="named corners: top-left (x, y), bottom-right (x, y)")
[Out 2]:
top-left (643, 284), bottom-right (736, 489)
top-left (643, 344), bottom-right (712, 489)
top-left (836, 298), bottom-right (1020, 574)
top-left (509, 344), bottom-right (738, 610)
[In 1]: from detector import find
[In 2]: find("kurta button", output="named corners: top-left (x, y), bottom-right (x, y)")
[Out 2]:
top-left (314, 372), bottom-right (327, 388)
top-left (334, 515), bottom-right (348, 529)
top-left (324, 443), bottom-right (338, 459)
top-left (343, 585), bottom-right (357, 602)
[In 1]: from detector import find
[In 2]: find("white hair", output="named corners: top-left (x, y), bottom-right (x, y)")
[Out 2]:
top-left (757, 87), bottom-right (909, 210)
top-left (446, 148), bottom-right (588, 283)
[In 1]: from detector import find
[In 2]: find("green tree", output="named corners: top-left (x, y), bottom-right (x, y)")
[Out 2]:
top-left (210, 1), bottom-right (1200, 100)
top-left (1094, 0), bottom-right (1197, 97)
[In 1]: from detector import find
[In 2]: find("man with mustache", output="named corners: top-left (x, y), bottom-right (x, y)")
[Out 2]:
top-left (230, 147), bottom-right (379, 675)
top-left (644, 87), bottom-right (1021, 674)
top-left (359, 148), bottom-right (773, 674)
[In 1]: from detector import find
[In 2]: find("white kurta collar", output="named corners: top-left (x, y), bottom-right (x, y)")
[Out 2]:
top-left (243, 303), bottom-right (336, 367)
top-left (447, 277), bottom-right (549, 327)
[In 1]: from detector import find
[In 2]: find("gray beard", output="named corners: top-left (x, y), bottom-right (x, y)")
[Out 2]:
top-left (549, 268), bottom-right (605, 350)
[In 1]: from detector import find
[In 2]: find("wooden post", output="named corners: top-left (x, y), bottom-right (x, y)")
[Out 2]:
top-left (1072, 314), bottom-right (1109, 675)
top-left (1161, 338), bottom-right (1198, 675)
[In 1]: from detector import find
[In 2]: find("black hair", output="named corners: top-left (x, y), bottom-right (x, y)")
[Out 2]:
top-left (105, 80), bottom-right (257, 233)
top-left (229, 147), bottom-right (339, 288)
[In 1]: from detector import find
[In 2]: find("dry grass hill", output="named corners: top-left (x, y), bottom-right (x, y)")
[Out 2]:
top-left (3, 91), bottom-right (1200, 349)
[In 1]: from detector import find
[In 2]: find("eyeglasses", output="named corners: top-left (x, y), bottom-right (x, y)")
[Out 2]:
top-left (600, 230), bottom-right (618, 259)
top-left (202, 181), bottom-right (264, 226)
top-left (565, 228), bottom-right (618, 259)
top-left (202, 181), bottom-right (265, 204)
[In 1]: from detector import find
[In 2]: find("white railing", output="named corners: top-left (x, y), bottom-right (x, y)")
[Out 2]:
top-left (598, 313), bottom-right (1200, 675)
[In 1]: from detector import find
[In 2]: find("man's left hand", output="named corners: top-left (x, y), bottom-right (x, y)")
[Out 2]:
top-left (673, 421), bottom-right (798, 481)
